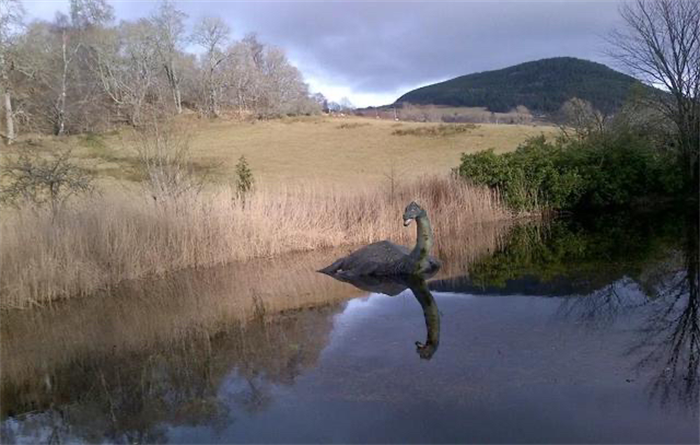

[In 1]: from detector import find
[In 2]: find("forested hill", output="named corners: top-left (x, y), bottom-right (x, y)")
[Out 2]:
top-left (395, 57), bottom-right (643, 114)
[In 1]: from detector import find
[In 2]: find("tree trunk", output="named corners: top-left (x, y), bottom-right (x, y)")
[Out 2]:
top-left (165, 63), bottom-right (182, 114)
top-left (56, 30), bottom-right (69, 136)
top-left (3, 87), bottom-right (14, 145)
top-left (693, 157), bottom-right (699, 196)
top-left (1, 51), bottom-right (14, 144)
top-left (208, 84), bottom-right (219, 118)
top-left (174, 86), bottom-right (182, 114)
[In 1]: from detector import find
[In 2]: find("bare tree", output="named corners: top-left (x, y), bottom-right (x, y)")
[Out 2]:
top-left (52, 13), bottom-right (81, 136)
top-left (191, 16), bottom-right (230, 118)
top-left (0, 0), bottom-right (25, 144)
top-left (311, 92), bottom-right (328, 113)
top-left (226, 33), bottom-right (265, 115)
top-left (259, 47), bottom-right (313, 117)
top-left (16, 0), bottom-right (114, 136)
top-left (0, 149), bottom-right (94, 214)
top-left (135, 120), bottom-right (201, 201)
top-left (94, 19), bottom-right (159, 125)
top-left (50, 0), bottom-right (113, 134)
top-left (69, 0), bottom-right (114, 30)
top-left (558, 97), bottom-right (608, 140)
top-left (608, 0), bottom-right (700, 188)
top-left (151, 0), bottom-right (186, 114)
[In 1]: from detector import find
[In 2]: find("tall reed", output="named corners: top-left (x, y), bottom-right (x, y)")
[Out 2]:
top-left (0, 176), bottom-right (511, 309)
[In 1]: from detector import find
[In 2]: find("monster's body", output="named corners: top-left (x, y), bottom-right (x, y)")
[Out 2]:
top-left (318, 203), bottom-right (441, 277)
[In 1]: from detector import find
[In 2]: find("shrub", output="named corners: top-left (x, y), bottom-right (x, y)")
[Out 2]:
top-left (392, 124), bottom-right (475, 137)
top-left (235, 155), bottom-right (254, 198)
top-left (457, 131), bottom-right (682, 212)
top-left (0, 149), bottom-right (95, 214)
top-left (336, 122), bottom-right (370, 129)
top-left (563, 132), bottom-right (683, 207)
top-left (135, 122), bottom-right (202, 201)
top-left (457, 136), bottom-right (585, 211)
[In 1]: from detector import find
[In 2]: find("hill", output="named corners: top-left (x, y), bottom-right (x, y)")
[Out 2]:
top-left (395, 57), bottom-right (643, 115)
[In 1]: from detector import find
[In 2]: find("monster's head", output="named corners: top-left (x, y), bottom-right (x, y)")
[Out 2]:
top-left (403, 201), bottom-right (426, 227)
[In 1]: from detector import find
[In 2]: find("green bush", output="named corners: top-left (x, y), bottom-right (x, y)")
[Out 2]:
top-left (457, 132), bottom-right (682, 211)
top-left (235, 155), bottom-right (254, 197)
top-left (457, 136), bottom-right (585, 211)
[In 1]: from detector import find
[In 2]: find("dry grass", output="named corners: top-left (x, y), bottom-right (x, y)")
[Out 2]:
top-left (391, 123), bottom-right (476, 137)
top-left (355, 104), bottom-right (538, 124)
top-left (336, 122), bottom-right (370, 129)
top-left (0, 176), bottom-right (512, 310)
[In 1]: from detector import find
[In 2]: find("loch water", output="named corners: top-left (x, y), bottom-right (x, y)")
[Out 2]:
top-left (2, 210), bottom-right (698, 444)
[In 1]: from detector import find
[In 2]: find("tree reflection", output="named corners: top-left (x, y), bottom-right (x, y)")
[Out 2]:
top-left (546, 211), bottom-right (698, 411)
top-left (465, 208), bottom-right (698, 411)
top-left (630, 213), bottom-right (699, 410)
top-left (0, 304), bottom-right (340, 444)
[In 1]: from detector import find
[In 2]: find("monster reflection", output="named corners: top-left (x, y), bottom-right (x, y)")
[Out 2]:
top-left (324, 273), bottom-right (441, 360)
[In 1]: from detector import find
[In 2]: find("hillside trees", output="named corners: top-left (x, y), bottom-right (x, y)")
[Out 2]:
top-left (395, 57), bottom-right (643, 114)
top-left (1, 0), bottom-right (318, 142)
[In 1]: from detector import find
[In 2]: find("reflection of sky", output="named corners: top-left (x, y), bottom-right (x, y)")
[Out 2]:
top-left (162, 286), bottom-right (697, 443)
top-left (327, 290), bottom-right (471, 352)
top-left (2, 275), bottom-right (697, 443)
top-left (0, 411), bottom-right (85, 445)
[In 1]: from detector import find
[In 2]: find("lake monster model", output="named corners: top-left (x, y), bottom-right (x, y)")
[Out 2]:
top-left (318, 201), bottom-right (441, 277)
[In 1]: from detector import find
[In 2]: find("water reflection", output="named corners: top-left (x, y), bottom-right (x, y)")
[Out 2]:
top-left (462, 208), bottom-right (699, 412)
top-left (2, 212), bottom-right (698, 443)
top-left (324, 273), bottom-right (441, 360)
top-left (631, 211), bottom-right (699, 410)
top-left (1, 304), bottom-right (342, 444)
top-left (1, 221), bottom-right (512, 443)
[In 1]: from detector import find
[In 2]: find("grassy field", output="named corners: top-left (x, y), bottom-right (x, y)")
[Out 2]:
top-left (18, 115), bottom-right (558, 188)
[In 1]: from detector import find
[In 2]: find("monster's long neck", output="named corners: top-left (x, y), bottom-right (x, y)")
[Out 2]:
top-left (411, 214), bottom-right (433, 264)
top-left (409, 278), bottom-right (440, 359)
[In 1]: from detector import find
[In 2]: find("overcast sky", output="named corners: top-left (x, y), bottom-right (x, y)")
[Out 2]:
top-left (22, 0), bottom-right (627, 107)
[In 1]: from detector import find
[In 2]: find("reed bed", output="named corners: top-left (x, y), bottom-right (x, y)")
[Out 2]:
top-left (0, 175), bottom-right (511, 309)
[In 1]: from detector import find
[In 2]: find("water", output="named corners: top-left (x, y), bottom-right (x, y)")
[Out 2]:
top-left (2, 210), bottom-right (698, 444)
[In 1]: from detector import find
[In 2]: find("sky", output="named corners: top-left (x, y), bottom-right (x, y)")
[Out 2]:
top-left (21, 0), bottom-right (627, 107)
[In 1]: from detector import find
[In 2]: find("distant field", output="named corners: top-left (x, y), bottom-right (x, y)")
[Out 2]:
top-left (13, 115), bottom-right (558, 188)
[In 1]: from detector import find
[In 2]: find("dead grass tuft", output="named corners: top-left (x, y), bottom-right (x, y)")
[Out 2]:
top-left (392, 123), bottom-right (477, 137)
top-left (337, 122), bottom-right (370, 130)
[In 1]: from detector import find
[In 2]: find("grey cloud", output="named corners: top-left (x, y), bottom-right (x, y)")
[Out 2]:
top-left (25, 1), bottom-right (627, 102)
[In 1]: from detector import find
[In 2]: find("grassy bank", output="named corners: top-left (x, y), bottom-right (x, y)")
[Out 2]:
top-left (0, 176), bottom-right (512, 310)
